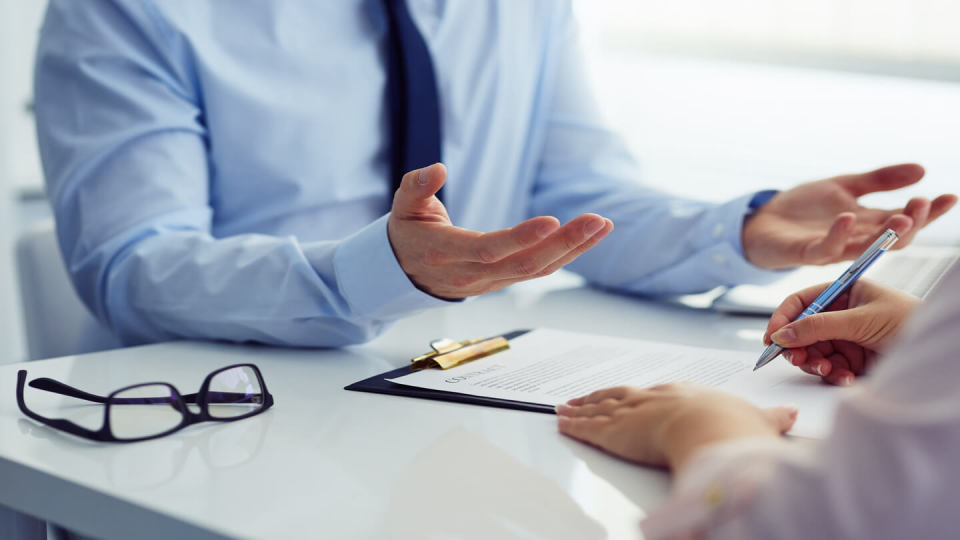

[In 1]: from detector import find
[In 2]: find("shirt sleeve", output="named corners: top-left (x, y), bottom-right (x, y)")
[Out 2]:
top-left (34, 0), bottom-right (446, 348)
top-left (531, 5), bottom-right (782, 295)
top-left (641, 264), bottom-right (960, 540)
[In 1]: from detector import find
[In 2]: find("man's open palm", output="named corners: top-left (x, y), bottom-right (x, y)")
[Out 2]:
top-left (387, 163), bottom-right (613, 299)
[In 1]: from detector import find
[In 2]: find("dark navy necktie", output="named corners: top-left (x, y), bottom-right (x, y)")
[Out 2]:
top-left (381, 0), bottom-right (443, 199)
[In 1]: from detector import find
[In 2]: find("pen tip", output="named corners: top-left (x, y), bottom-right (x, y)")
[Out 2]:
top-left (753, 365), bottom-right (759, 372)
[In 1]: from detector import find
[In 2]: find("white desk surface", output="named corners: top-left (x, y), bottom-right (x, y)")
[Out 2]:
top-left (0, 273), bottom-right (774, 540)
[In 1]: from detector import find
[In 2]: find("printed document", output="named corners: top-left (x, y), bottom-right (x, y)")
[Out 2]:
top-left (389, 328), bottom-right (847, 438)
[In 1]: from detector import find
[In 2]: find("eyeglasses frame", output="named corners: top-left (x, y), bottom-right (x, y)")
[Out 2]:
top-left (16, 363), bottom-right (275, 443)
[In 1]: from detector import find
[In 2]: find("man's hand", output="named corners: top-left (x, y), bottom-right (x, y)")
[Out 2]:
top-left (557, 384), bottom-right (796, 472)
top-left (743, 164), bottom-right (957, 269)
top-left (763, 279), bottom-right (921, 386)
top-left (387, 163), bottom-right (614, 299)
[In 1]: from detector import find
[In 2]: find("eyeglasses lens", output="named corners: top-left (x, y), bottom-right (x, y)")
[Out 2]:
top-left (109, 384), bottom-right (184, 440)
top-left (206, 366), bottom-right (265, 419)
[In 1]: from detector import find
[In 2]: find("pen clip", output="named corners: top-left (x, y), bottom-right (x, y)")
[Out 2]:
top-left (410, 336), bottom-right (510, 370)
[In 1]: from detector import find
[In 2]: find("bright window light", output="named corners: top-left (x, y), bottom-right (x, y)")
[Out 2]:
top-left (576, 0), bottom-right (960, 80)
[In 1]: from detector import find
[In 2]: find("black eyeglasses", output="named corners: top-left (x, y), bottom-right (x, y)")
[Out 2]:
top-left (16, 364), bottom-right (275, 443)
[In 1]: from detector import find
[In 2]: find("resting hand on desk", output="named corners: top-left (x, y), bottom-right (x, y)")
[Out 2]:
top-left (764, 280), bottom-right (920, 385)
top-left (742, 163), bottom-right (957, 269)
top-left (388, 163), bottom-right (614, 299)
top-left (556, 384), bottom-right (796, 473)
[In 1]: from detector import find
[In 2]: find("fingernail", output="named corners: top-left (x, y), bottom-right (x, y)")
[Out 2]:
top-left (814, 364), bottom-right (824, 376)
top-left (785, 404), bottom-right (799, 419)
top-left (841, 374), bottom-right (854, 386)
top-left (584, 219), bottom-right (604, 237)
top-left (417, 167), bottom-right (430, 185)
top-left (770, 328), bottom-right (796, 344)
top-left (555, 404), bottom-right (573, 415)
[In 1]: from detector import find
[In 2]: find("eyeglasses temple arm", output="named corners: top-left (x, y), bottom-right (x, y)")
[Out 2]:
top-left (28, 377), bottom-right (109, 403)
top-left (24, 412), bottom-right (102, 440)
top-left (179, 391), bottom-right (266, 404)
top-left (17, 371), bottom-right (105, 440)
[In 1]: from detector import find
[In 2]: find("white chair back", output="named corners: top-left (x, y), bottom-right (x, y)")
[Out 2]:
top-left (15, 220), bottom-right (120, 360)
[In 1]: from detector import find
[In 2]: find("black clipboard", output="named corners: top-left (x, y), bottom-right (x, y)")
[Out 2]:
top-left (344, 329), bottom-right (555, 414)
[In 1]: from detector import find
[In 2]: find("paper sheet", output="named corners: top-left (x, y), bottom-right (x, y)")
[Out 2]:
top-left (389, 328), bottom-right (847, 438)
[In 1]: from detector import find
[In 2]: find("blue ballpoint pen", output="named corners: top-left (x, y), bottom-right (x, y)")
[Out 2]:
top-left (753, 228), bottom-right (900, 371)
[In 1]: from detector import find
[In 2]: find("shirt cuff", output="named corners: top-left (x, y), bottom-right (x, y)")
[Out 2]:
top-left (699, 192), bottom-right (787, 286)
top-left (330, 214), bottom-right (452, 321)
top-left (641, 437), bottom-right (793, 540)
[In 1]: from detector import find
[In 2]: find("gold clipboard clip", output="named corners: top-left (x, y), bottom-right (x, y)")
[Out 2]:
top-left (410, 336), bottom-right (510, 370)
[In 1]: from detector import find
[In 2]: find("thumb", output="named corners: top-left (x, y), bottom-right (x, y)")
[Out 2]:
top-left (764, 405), bottom-right (798, 434)
top-left (392, 163), bottom-right (447, 215)
top-left (769, 310), bottom-right (869, 348)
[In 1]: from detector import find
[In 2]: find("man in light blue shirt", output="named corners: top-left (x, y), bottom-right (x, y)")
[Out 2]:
top-left (33, 0), bottom-right (956, 348)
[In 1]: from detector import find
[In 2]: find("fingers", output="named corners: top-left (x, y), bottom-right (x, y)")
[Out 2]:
top-left (565, 386), bottom-right (634, 407)
top-left (835, 339), bottom-right (867, 375)
top-left (770, 310), bottom-right (866, 349)
top-left (786, 347), bottom-right (831, 378)
top-left (890, 193), bottom-right (958, 248)
top-left (392, 163), bottom-right (447, 214)
top-left (783, 348), bottom-right (807, 367)
top-left (487, 218), bottom-right (613, 287)
top-left (764, 283), bottom-right (835, 344)
top-left (426, 216), bottom-right (561, 265)
top-left (479, 217), bottom-right (563, 261)
top-left (801, 358), bottom-right (832, 378)
top-left (432, 214), bottom-right (604, 266)
top-left (557, 388), bottom-right (631, 445)
top-left (886, 197), bottom-right (929, 247)
top-left (824, 366), bottom-right (855, 386)
top-left (801, 212), bottom-right (855, 263)
top-left (556, 414), bottom-right (609, 444)
top-left (836, 163), bottom-right (925, 197)
top-left (390, 205), bottom-right (611, 297)
top-left (928, 194), bottom-right (959, 223)
top-left (879, 213), bottom-right (914, 239)
top-left (786, 344), bottom-right (862, 385)
top-left (488, 215), bottom-right (608, 276)
top-left (556, 398), bottom-right (624, 418)
top-left (762, 405), bottom-right (798, 434)
top-left (532, 219), bottom-right (614, 276)
top-left (810, 350), bottom-right (853, 386)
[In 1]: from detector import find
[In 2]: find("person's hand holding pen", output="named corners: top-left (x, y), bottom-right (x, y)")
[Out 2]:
top-left (557, 280), bottom-right (921, 470)
top-left (763, 280), bottom-right (921, 386)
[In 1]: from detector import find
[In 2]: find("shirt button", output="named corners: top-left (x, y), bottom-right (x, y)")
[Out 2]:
top-left (713, 254), bottom-right (726, 265)
top-left (713, 224), bottom-right (725, 238)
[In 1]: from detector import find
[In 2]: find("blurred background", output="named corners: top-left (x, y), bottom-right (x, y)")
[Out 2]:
top-left (1, 0), bottom-right (958, 363)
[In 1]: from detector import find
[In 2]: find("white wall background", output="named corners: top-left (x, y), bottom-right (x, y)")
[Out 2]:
top-left (0, 1), bottom-right (957, 364)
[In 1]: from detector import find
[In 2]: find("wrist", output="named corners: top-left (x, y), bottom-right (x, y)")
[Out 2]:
top-left (659, 408), bottom-right (783, 472)
top-left (747, 190), bottom-right (779, 216)
top-left (740, 190), bottom-right (781, 269)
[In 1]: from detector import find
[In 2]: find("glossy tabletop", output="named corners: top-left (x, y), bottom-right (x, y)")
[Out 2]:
top-left (0, 273), bottom-right (774, 540)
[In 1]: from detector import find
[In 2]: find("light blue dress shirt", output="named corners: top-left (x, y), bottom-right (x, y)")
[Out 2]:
top-left (34, 0), bottom-right (778, 347)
